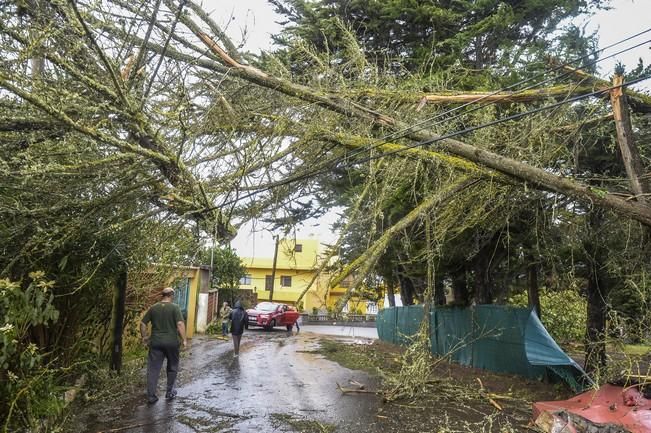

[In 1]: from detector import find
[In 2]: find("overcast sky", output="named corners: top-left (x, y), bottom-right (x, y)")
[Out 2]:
top-left (206, 0), bottom-right (651, 258)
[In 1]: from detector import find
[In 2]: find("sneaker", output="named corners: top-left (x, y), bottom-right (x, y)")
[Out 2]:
top-left (234, 354), bottom-right (239, 358)
top-left (147, 396), bottom-right (159, 405)
top-left (165, 390), bottom-right (177, 401)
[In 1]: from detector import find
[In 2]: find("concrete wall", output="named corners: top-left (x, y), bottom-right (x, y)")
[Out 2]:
top-left (196, 293), bottom-right (209, 333)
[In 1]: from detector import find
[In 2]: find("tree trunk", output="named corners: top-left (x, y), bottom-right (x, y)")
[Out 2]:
top-left (397, 264), bottom-right (415, 306)
top-left (527, 257), bottom-right (541, 318)
top-left (583, 211), bottom-right (609, 374)
top-left (585, 266), bottom-right (608, 374)
top-left (342, 84), bottom-right (613, 106)
top-left (610, 74), bottom-right (650, 202)
top-left (386, 280), bottom-right (396, 307)
top-left (473, 252), bottom-right (493, 305)
top-left (187, 30), bottom-right (651, 227)
top-left (451, 271), bottom-right (470, 306)
top-left (109, 269), bottom-right (128, 373)
top-left (434, 274), bottom-right (446, 306)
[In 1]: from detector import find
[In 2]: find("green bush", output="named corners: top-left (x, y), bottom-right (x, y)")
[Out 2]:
top-left (509, 289), bottom-right (586, 344)
top-left (1, 273), bottom-right (63, 432)
top-left (205, 320), bottom-right (222, 335)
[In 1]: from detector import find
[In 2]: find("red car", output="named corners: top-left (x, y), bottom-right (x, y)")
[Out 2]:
top-left (247, 302), bottom-right (300, 331)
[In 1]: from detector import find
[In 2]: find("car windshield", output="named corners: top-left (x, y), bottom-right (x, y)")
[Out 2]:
top-left (255, 302), bottom-right (278, 312)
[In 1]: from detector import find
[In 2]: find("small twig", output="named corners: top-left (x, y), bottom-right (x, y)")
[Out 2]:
top-left (476, 377), bottom-right (503, 411)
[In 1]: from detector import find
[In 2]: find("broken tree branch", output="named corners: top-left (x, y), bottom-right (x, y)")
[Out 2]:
top-left (186, 31), bottom-right (651, 227)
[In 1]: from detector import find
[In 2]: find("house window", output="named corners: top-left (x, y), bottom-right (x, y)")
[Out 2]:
top-left (295, 244), bottom-right (303, 252)
top-left (265, 275), bottom-right (273, 291)
top-left (239, 274), bottom-right (252, 285)
top-left (280, 276), bottom-right (292, 287)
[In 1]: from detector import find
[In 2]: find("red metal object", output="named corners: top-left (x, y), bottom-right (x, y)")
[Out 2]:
top-left (533, 384), bottom-right (651, 433)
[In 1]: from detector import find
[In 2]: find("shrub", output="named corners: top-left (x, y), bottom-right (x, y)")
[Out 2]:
top-left (509, 289), bottom-right (586, 344)
top-left (1, 273), bottom-right (63, 432)
top-left (205, 320), bottom-right (222, 335)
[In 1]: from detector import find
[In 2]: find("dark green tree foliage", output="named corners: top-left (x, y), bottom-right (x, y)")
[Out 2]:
top-left (270, 0), bottom-right (605, 73)
top-left (267, 1), bottom-right (651, 376)
top-left (267, 0), bottom-right (611, 309)
top-left (0, 2), bottom-right (240, 428)
top-left (201, 247), bottom-right (246, 290)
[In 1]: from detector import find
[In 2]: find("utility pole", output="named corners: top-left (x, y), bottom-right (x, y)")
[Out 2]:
top-left (269, 235), bottom-right (280, 302)
top-left (610, 73), bottom-right (650, 203)
top-left (210, 227), bottom-right (216, 318)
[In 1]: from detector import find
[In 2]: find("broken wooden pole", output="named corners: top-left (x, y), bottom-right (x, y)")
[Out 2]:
top-left (610, 73), bottom-right (650, 203)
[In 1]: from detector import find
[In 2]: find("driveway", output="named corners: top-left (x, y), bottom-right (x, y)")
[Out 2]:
top-left (81, 330), bottom-right (382, 433)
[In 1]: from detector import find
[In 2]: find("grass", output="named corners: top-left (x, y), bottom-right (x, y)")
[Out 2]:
top-left (309, 337), bottom-right (573, 432)
top-left (313, 339), bottom-right (399, 375)
top-left (623, 344), bottom-right (651, 356)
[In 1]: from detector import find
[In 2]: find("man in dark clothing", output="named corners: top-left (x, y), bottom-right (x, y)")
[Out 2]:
top-left (140, 287), bottom-right (187, 404)
top-left (228, 301), bottom-right (247, 357)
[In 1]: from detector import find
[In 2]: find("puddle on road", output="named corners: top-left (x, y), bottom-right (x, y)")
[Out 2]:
top-left (78, 331), bottom-right (382, 433)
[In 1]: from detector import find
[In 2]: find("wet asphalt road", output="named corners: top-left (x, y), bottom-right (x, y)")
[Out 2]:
top-left (86, 329), bottom-right (381, 433)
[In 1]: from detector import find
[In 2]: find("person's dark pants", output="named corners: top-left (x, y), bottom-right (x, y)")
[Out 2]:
top-left (221, 322), bottom-right (229, 336)
top-left (147, 343), bottom-right (180, 401)
top-left (232, 334), bottom-right (242, 355)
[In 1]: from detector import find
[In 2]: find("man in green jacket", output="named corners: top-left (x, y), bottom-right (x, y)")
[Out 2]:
top-left (140, 287), bottom-right (187, 404)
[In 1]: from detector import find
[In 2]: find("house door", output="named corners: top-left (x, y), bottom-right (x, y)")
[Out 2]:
top-left (173, 277), bottom-right (190, 320)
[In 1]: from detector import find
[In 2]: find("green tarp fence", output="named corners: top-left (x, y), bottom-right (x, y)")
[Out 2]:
top-left (376, 305), bottom-right (592, 391)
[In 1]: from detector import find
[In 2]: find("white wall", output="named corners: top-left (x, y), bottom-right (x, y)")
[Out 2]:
top-left (383, 294), bottom-right (403, 307)
top-left (196, 293), bottom-right (209, 332)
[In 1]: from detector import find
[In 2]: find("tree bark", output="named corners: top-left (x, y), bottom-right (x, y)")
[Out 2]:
top-left (451, 271), bottom-right (470, 306)
top-left (527, 257), bottom-right (541, 318)
top-left (553, 61), bottom-right (651, 113)
top-left (610, 74), bottom-right (650, 202)
top-left (397, 264), bottom-right (415, 306)
top-left (386, 280), bottom-right (396, 307)
top-left (109, 269), bottom-right (127, 373)
top-left (473, 252), bottom-right (493, 305)
top-left (434, 274), bottom-right (446, 306)
top-left (344, 84), bottom-right (611, 106)
top-left (183, 32), bottom-right (651, 227)
top-left (583, 211), bottom-right (609, 374)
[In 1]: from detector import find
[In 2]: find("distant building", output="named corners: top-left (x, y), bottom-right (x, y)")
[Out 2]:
top-left (238, 238), bottom-right (377, 314)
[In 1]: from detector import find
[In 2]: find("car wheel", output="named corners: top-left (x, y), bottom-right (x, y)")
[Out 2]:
top-left (286, 324), bottom-right (292, 331)
top-left (269, 319), bottom-right (276, 330)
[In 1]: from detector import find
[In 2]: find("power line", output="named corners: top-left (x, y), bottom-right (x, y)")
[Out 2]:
top-left (357, 73), bottom-right (651, 163)
top-left (215, 73), bottom-right (651, 210)
top-left (213, 30), bottom-right (651, 211)
top-left (351, 34), bottom-right (651, 162)
top-left (382, 28), bottom-right (651, 142)
top-left (274, 33), bottom-right (651, 197)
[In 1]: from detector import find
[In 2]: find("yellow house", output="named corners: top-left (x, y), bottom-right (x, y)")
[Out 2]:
top-left (238, 238), bottom-right (376, 314)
